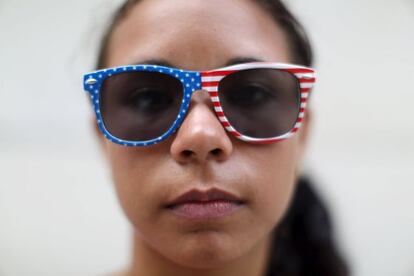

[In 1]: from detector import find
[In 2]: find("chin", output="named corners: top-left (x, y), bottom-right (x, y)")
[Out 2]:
top-left (165, 231), bottom-right (243, 269)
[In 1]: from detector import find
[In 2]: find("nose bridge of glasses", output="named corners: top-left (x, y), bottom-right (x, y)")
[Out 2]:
top-left (178, 70), bottom-right (223, 127)
top-left (199, 71), bottom-right (228, 113)
top-left (187, 70), bottom-right (227, 111)
top-left (185, 72), bottom-right (240, 141)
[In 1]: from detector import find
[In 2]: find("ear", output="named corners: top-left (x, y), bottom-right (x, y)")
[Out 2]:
top-left (296, 107), bottom-right (312, 162)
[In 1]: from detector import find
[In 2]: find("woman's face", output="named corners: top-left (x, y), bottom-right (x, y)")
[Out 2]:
top-left (99, 0), bottom-right (310, 269)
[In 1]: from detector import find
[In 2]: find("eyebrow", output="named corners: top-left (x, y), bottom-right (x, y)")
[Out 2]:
top-left (134, 57), bottom-right (265, 70)
top-left (136, 59), bottom-right (174, 68)
top-left (224, 57), bottom-right (264, 67)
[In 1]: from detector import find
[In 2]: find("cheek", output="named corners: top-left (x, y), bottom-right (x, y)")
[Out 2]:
top-left (105, 143), bottom-right (165, 228)
top-left (247, 139), bottom-right (299, 229)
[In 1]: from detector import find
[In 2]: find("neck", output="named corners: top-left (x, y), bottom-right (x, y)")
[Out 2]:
top-left (126, 230), bottom-right (273, 276)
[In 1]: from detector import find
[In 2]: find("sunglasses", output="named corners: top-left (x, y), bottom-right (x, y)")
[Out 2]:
top-left (83, 62), bottom-right (316, 147)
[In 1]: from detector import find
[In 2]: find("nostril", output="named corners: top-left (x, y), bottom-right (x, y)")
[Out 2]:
top-left (182, 150), bottom-right (193, 158)
top-left (211, 148), bottom-right (222, 156)
top-left (180, 148), bottom-right (222, 159)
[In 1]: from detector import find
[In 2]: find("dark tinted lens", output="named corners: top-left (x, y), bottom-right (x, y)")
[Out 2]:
top-left (218, 69), bottom-right (300, 138)
top-left (100, 71), bottom-right (183, 141)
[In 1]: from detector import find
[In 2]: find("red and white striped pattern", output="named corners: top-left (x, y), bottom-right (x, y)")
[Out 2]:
top-left (201, 62), bottom-right (316, 144)
top-left (201, 69), bottom-right (243, 138)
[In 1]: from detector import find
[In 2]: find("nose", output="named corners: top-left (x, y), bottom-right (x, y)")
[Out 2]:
top-left (170, 90), bottom-right (233, 164)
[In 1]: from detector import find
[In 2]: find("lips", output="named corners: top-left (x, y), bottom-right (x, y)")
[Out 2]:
top-left (164, 187), bottom-right (246, 220)
top-left (164, 187), bottom-right (245, 208)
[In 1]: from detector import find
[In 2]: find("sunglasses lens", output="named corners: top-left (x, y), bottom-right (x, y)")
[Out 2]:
top-left (218, 69), bottom-right (300, 138)
top-left (100, 71), bottom-right (183, 141)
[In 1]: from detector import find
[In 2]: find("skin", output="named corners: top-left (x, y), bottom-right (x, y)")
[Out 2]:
top-left (94, 0), bottom-right (312, 275)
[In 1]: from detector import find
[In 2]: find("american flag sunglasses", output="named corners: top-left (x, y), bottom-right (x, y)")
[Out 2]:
top-left (83, 62), bottom-right (316, 147)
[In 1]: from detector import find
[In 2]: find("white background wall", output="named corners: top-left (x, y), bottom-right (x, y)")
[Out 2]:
top-left (0, 0), bottom-right (413, 275)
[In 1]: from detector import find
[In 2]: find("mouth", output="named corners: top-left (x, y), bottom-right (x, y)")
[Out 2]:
top-left (163, 188), bottom-right (246, 220)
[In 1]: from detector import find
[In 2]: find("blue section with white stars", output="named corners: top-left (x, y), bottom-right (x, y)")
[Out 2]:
top-left (83, 64), bottom-right (202, 147)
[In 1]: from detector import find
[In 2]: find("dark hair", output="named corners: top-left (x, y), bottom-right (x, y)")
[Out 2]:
top-left (267, 176), bottom-right (349, 276)
top-left (95, 1), bottom-right (349, 275)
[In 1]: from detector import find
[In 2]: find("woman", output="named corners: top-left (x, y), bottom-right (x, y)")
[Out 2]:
top-left (83, 0), bottom-right (349, 275)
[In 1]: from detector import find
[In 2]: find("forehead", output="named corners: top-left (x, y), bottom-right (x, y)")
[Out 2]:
top-left (106, 0), bottom-right (291, 70)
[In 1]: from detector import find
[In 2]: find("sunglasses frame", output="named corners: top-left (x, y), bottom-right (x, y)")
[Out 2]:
top-left (83, 62), bottom-right (316, 147)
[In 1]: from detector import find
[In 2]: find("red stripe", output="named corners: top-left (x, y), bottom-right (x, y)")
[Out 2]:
top-left (213, 102), bottom-right (221, 107)
top-left (202, 81), bottom-right (220, 86)
top-left (299, 78), bottom-right (316, 83)
top-left (222, 121), bottom-right (231, 127)
top-left (253, 139), bottom-right (281, 145)
top-left (231, 130), bottom-right (242, 137)
top-left (297, 118), bottom-right (304, 123)
top-left (216, 111), bottom-right (225, 117)
top-left (300, 108), bottom-right (305, 113)
top-left (300, 99), bottom-right (307, 103)
top-left (286, 68), bottom-right (313, 74)
top-left (291, 128), bottom-right (299, 133)
top-left (208, 92), bottom-right (219, 97)
top-left (300, 88), bottom-right (311, 93)
top-left (202, 70), bottom-right (236, 76)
